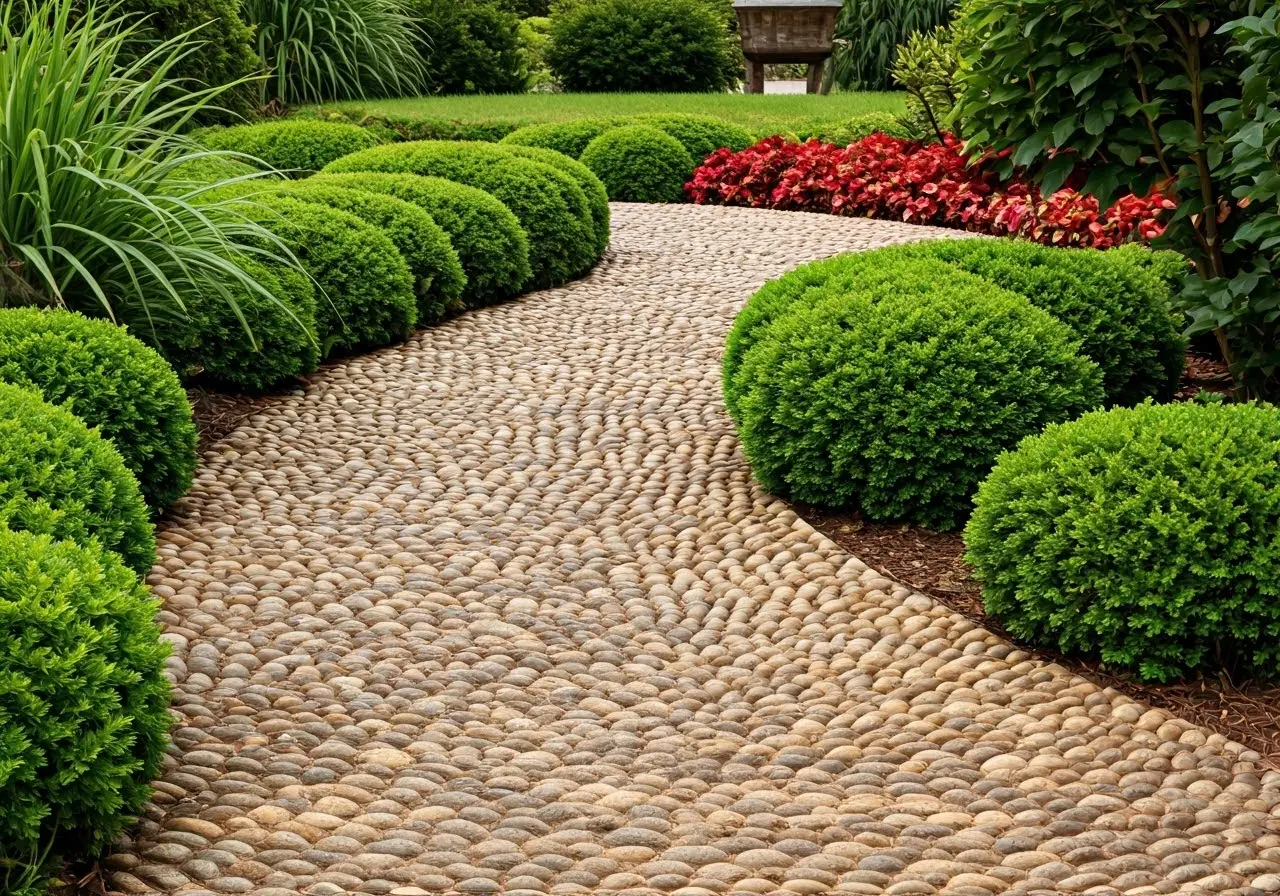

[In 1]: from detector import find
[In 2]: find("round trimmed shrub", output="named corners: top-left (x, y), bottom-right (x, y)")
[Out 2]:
top-left (810, 112), bottom-right (912, 145)
top-left (632, 113), bottom-right (758, 165)
top-left (311, 172), bottom-right (531, 306)
top-left (0, 528), bottom-right (170, 860)
top-left (500, 119), bottom-right (619, 159)
top-left (0, 309), bottom-right (197, 510)
top-left (500, 144), bottom-right (611, 255)
top-left (730, 256), bottom-right (1104, 529)
top-left (281, 181), bottom-right (467, 323)
top-left (325, 141), bottom-right (599, 288)
top-left (0, 383), bottom-right (155, 576)
top-left (904, 239), bottom-right (1186, 406)
top-left (580, 126), bottom-right (694, 203)
top-left (546, 0), bottom-right (738, 93)
top-left (162, 256), bottom-right (320, 391)
top-left (966, 402), bottom-right (1280, 682)
top-left (200, 120), bottom-right (380, 175)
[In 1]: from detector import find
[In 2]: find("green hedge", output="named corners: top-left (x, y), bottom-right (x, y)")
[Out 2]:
top-left (0, 383), bottom-right (155, 575)
top-left (281, 181), bottom-right (466, 324)
top-left (200, 120), bottom-right (380, 175)
top-left (631, 113), bottom-right (756, 164)
top-left (729, 256), bottom-right (1103, 529)
top-left (967, 402), bottom-right (1280, 682)
top-left (0, 309), bottom-right (197, 510)
top-left (311, 110), bottom-right (522, 143)
top-left (410, 0), bottom-right (528, 95)
top-left (500, 144), bottom-right (610, 256)
top-left (500, 118), bottom-right (619, 159)
top-left (312, 171), bottom-right (532, 306)
top-left (580, 125), bottom-right (693, 203)
top-left (163, 256), bottom-right (320, 391)
top-left (808, 111), bottom-right (912, 145)
top-left (0, 529), bottom-right (170, 865)
top-left (325, 141), bottom-right (601, 288)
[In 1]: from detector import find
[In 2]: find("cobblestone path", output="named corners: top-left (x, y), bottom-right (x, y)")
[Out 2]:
top-left (107, 205), bottom-right (1280, 896)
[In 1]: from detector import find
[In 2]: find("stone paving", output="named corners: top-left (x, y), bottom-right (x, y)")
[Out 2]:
top-left (107, 205), bottom-right (1280, 896)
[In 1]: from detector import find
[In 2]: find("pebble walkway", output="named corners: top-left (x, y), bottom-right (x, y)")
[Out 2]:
top-left (107, 205), bottom-right (1280, 896)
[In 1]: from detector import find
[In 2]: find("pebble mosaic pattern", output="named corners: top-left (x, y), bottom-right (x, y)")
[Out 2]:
top-left (107, 205), bottom-right (1280, 896)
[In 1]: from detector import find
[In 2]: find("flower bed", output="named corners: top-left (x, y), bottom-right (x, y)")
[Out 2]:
top-left (687, 134), bottom-right (1174, 249)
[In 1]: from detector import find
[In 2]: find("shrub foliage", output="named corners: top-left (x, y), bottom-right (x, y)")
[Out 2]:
top-left (0, 309), bottom-right (198, 510)
top-left (410, 0), bottom-right (528, 95)
top-left (580, 126), bottom-right (693, 203)
top-left (967, 402), bottom-right (1280, 682)
top-left (200, 120), bottom-right (380, 175)
top-left (500, 144), bottom-right (610, 255)
top-left (500, 118), bottom-right (619, 159)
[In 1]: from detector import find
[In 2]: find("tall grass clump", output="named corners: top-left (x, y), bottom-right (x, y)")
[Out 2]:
top-left (243, 0), bottom-right (426, 105)
top-left (830, 0), bottom-right (955, 91)
top-left (0, 0), bottom-right (303, 345)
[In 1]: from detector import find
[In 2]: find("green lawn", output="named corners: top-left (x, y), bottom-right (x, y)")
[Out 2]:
top-left (314, 91), bottom-right (907, 138)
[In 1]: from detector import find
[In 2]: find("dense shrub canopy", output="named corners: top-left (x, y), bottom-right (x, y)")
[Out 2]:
top-left (500, 144), bottom-right (610, 256)
top-left (0, 382), bottom-right (155, 575)
top-left (967, 402), bottom-right (1280, 682)
top-left (810, 112), bottom-right (911, 146)
top-left (0, 309), bottom-right (197, 510)
top-left (312, 172), bottom-right (532, 305)
top-left (0, 529), bottom-right (170, 861)
top-left (728, 255), bottom-right (1103, 529)
top-left (580, 126), bottom-right (693, 203)
top-left (410, 0), bottom-right (528, 94)
top-left (500, 119), bottom-right (620, 160)
top-left (282, 181), bottom-right (466, 323)
top-left (631, 113), bottom-right (756, 166)
top-left (325, 141), bottom-right (601, 288)
top-left (830, 0), bottom-right (954, 91)
top-left (546, 0), bottom-right (738, 93)
top-left (161, 256), bottom-right (320, 391)
top-left (200, 120), bottom-right (380, 175)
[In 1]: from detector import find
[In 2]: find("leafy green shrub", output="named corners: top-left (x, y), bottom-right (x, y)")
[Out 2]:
top-left (967, 402), bottom-right (1280, 682)
top-left (518, 14), bottom-right (554, 91)
top-left (891, 25), bottom-right (962, 142)
top-left (580, 126), bottom-right (693, 203)
top-left (546, 0), bottom-right (738, 93)
top-left (325, 141), bottom-right (600, 288)
top-left (632, 113), bottom-right (757, 166)
top-left (0, 383), bottom-right (155, 575)
top-left (243, 0), bottom-right (425, 105)
top-left (161, 257), bottom-right (320, 391)
top-left (0, 0), bottom-right (302, 343)
top-left (200, 120), bottom-right (380, 175)
top-left (0, 309), bottom-right (197, 510)
top-left (830, 0), bottom-right (954, 91)
top-left (500, 144), bottom-right (611, 256)
top-left (410, 0), bottom-right (528, 94)
top-left (904, 240), bottom-right (1186, 406)
top-left (729, 256), bottom-right (1103, 529)
top-left (500, 118), bottom-right (620, 159)
top-left (313, 109), bottom-right (521, 142)
top-left (311, 172), bottom-right (531, 306)
top-left (280, 181), bottom-right (466, 323)
top-left (810, 112), bottom-right (912, 146)
top-left (0, 528), bottom-right (170, 871)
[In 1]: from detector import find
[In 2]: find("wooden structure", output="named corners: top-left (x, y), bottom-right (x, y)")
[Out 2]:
top-left (733, 0), bottom-right (844, 94)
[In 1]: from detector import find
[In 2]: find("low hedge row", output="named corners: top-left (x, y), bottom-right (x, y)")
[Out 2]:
top-left (200, 119), bottom-right (381, 175)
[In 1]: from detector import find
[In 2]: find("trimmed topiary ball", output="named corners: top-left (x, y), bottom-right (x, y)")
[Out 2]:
top-left (325, 141), bottom-right (600, 288)
top-left (311, 172), bottom-right (532, 306)
top-left (0, 309), bottom-right (197, 511)
top-left (500, 144), bottom-right (610, 256)
top-left (0, 383), bottom-right (155, 575)
top-left (200, 120), bottom-right (380, 175)
top-left (729, 256), bottom-right (1104, 529)
top-left (500, 119), bottom-right (619, 159)
top-left (632, 113), bottom-right (758, 166)
top-left (809, 112), bottom-right (912, 145)
top-left (0, 528), bottom-right (170, 862)
top-left (966, 402), bottom-right (1280, 682)
top-left (161, 256), bottom-right (320, 392)
top-left (281, 181), bottom-right (467, 324)
top-left (580, 125), bottom-right (693, 203)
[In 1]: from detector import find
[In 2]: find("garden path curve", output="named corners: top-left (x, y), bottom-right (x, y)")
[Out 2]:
top-left (108, 205), bottom-right (1280, 896)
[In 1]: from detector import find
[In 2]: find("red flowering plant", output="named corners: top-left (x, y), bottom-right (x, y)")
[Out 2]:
top-left (686, 133), bottom-right (1173, 250)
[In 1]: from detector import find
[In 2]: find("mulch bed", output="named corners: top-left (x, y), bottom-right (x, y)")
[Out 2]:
top-left (797, 352), bottom-right (1280, 765)
top-left (186, 382), bottom-right (300, 453)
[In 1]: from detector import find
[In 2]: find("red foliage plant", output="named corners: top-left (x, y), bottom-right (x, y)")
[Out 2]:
top-left (686, 134), bottom-right (1175, 249)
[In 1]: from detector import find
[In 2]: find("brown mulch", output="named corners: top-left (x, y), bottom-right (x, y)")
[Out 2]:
top-left (799, 351), bottom-right (1280, 766)
top-left (186, 383), bottom-right (296, 453)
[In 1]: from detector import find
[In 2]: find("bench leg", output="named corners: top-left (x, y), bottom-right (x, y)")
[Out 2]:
top-left (806, 62), bottom-right (823, 94)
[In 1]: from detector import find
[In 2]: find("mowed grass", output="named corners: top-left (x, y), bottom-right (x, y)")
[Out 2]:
top-left (316, 91), bottom-right (907, 136)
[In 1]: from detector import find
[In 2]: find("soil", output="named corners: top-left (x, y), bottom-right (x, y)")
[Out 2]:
top-left (798, 352), bottom-right (1280, 765)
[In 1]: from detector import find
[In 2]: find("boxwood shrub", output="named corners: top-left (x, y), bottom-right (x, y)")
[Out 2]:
top-left (500, 144), bottom-right (611, 256)
top-left (581, 126), bottom-right (694, 203)
top-left (200, 120), bottom-right (380, 175)
top-left (632, 113), bottom-right (757, 165)
top-left (324, 141), bottom-right (600, 288)
top-left (0, 383), bottom-right (155, 576)
top-left (0, 309), bottom-right (197, 510)
top-left (967, 402), bottom-right (1280, 682)
top-left (500, 118), bottom-right (620, 159)
top-left (312, 172), bottom-right (532, 306)
top-left (809, 111), bottom-right (912, 145)
top-left (162, 257), bottom-right (320, 392)
top-left (730, 257), bottom-right (1103, 529)
top-left (281, 181), bottom-right (467, 324)
top-left (0, 529), bottom-right (170, 862)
